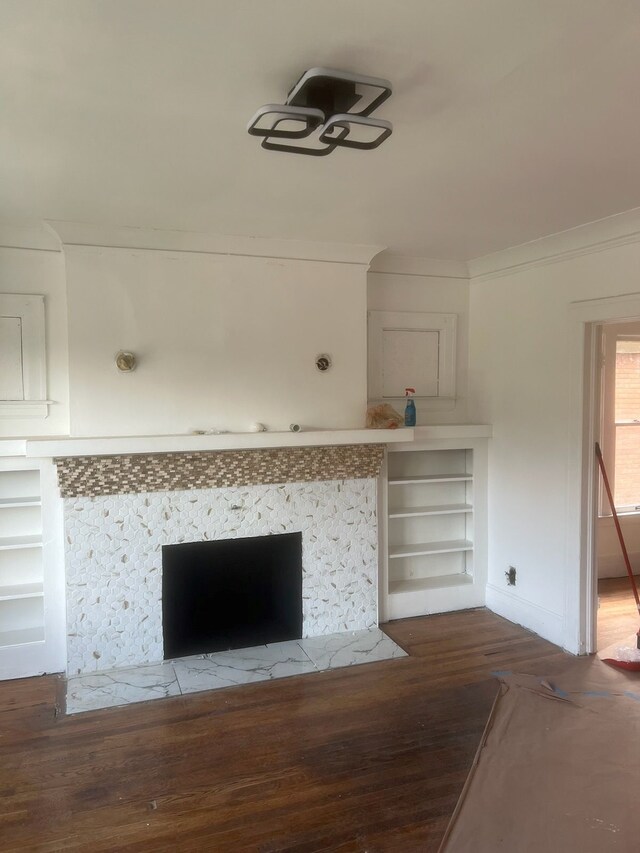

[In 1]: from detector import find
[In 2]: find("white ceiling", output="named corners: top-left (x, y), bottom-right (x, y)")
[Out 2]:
top-left (2, 0), bottom-right (640, 260)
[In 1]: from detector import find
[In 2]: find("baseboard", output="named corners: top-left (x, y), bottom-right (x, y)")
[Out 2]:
top-left (485, 583), bottom-right (565, 648)
top-left (597, 552), bottom-right (640, 579)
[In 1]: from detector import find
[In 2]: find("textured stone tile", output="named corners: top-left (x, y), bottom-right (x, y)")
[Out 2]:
top-left (64, 479), bottom-right (378, 674)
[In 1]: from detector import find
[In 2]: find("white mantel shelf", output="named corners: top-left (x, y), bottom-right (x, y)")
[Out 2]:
top-left (20, 428), bottom-right (415, 459)
top-left (0, 425), bottom-right (493, 460)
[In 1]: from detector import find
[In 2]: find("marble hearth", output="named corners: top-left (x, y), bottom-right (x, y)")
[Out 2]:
top-left (59, 444), bottom-right (384, 675)
top-left (66, 626), bottom-right (407, 714)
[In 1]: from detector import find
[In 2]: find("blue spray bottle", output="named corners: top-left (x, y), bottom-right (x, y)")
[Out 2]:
top-left (404, 387), bottom-right (416, 427)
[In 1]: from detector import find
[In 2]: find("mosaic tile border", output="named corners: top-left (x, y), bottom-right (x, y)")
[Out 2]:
top-left (55, 444), bottom-right (385, 498)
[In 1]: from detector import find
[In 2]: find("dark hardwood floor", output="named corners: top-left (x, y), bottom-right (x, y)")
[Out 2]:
top-left (1, 609), bottom-right (571, 852)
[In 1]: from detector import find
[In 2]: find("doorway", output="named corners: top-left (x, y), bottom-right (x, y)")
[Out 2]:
top-left (593, 321), bottom-right (640, 653)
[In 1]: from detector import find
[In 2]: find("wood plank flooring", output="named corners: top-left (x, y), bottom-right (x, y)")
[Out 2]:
top-left (0, 609), bottom-right (570, 852)
top-left (597, 574), bottom-right (640, 649)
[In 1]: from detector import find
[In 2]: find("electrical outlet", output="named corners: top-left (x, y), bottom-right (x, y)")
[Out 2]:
top-left (506, 566), bottom-right (517, 586)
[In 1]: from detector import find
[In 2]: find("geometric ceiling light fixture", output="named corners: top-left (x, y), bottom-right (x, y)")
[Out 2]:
top-left (247, 67), bottom-right (392, 156)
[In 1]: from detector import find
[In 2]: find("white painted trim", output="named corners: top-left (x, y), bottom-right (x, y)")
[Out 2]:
top-left (21, 426), bottom-right (491, 460)
top-left (3, 204), bottom-right (640, 276)
top-left (410, 424), bottom-right (492, 440)
top-left (469, 206), bottom-right (640, 280)
top-left (40, 458), bottom-right (67, 675)
top-left (369, 252), bottom-right (469, 280)
top-left (485, 583), bottom-right (565, 648)
top-left (46, 220), bottom-right (383, 265)
top-left (0, 440), bottom-right (28, 457)
top-left (377, 451), bottom-right (389, 623)
top-left (573, 322), bottom-right (599, 655)
top-left (0, 221), bottom-right (61, 252)
top-left (0, 401), bottom-right (51, 419)
top-left (387, 583), bottom-right (484, 620)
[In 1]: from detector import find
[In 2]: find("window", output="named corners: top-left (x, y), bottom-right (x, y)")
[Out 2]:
top-left (601, 323), bottom-right (640, 513)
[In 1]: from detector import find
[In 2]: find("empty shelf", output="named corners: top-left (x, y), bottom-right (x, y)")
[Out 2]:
top-left (0, 535), bottom-right (43, 551)
top-left (0, 626), bottom-right (45, 648)
top-left (0, 582), bottom-right (44, 601)
top-left (389, 574), bottom-right (474, 594)
top-left (389, 539), bottom-right (473, 558)
top-left (388, 474), bottom-right (472, 485)
top-left (0, 496), bottom-right (41, 509)
top-left (389, 503), bottom-right (473, 518)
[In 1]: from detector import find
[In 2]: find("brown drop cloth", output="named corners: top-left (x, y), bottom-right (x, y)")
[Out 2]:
top-left (439, 658), bottom-right (640, 852)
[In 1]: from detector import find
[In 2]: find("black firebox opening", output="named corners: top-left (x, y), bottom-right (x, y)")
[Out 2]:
top-left (162, 532), bottom-right (303, 659)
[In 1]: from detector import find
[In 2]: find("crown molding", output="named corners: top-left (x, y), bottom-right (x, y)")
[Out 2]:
top-left (369, 251), bottom-right (469, 279)
top-left (8, 207), bottom-right (640, 277)
top-left (45, 220), bottom-right (383, 266)
top-left (0, 221), bottom-right (61, 252)
top-left (469, 206), bottom-right (640, 280)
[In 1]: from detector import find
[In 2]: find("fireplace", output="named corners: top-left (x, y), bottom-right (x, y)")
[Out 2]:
top-left (162, 532), bottom-right (303, 658)
top-left (59, 443), bottom-right (383, 675)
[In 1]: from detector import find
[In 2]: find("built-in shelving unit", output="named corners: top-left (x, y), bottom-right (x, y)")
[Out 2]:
top-left (381, 431), bottom-right (489, 621)
top-left (0, 453), bottom-right (67, 680)
top-left (0, 467), bottom-right (45, 655)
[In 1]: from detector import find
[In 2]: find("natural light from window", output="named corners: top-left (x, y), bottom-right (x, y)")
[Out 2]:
top-left (614, 338), bottom-right (640, 510)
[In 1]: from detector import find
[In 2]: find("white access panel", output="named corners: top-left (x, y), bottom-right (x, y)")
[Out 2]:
top-left (368, 310), bottom-right (457, 400)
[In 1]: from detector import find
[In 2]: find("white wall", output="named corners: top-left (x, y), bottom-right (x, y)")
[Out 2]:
top-left (598, 515), bottom-right (640, 578)
top-left (367, 271), bottom-right (469, 424)
top-left (468, 239), bottom-right (640, 649)
top-left (0, 246), bottom-right (69, 437)
top-left (64, 245), bottom-right (369, 436)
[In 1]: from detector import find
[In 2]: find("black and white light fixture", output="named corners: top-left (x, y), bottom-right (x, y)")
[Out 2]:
top-left (247, 67), bottom-right (392, 156)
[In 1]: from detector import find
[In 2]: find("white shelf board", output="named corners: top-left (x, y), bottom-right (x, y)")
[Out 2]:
top-left (388, 474), bottom-right (472, 485)
top-left (411, 425), bottom-right (492, 440)
top-left (386, 577), bottom-right (484, 620)
top-left (0, 535), bottom-right (43, 551)
top-left (0, 496), bottom-right (41, 509)
top-left (0, 582), bottom-right (44, 601)
top-left (0, 625), bottom-right (44, 648)
top-left (389, 503), bottom-right (473, 518)
top-left (389, 574), bottom-right (474, 594)
top-left (25, 427), bottom-right (415, 458)
top-left (389, 539), bottom-right (473, 559)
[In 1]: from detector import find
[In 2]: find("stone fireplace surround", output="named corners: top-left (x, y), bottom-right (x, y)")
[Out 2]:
top-left (59, 444), bottom-right (384, 675)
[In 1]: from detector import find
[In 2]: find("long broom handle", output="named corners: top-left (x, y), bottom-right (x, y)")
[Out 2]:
top-left (595, 442), bottom-right (640, 617)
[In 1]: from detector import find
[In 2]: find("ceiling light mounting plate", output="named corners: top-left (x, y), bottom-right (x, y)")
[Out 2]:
top-left (287, 67), bottom-right (392, 117)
